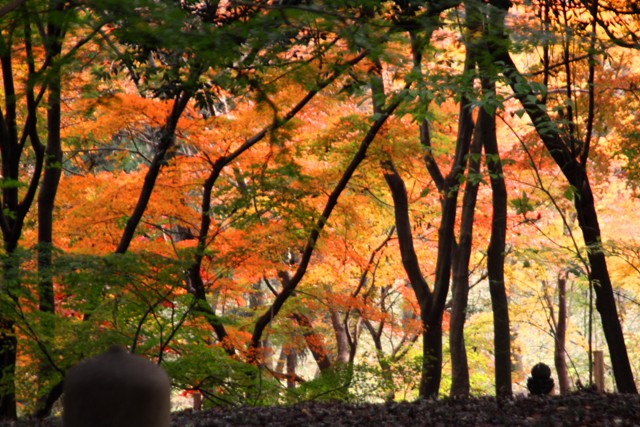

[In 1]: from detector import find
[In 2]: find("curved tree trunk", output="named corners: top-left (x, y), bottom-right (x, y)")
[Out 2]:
top-left (290, 312), bottom-right (332, 373)
top-left (383, 61), bottom-right (474, 397)
top-left (424, 54), bottom-right (475, 398)
top-left (463, 0), bottom-right (513, 398)
top-left (0, 2), bottom-right (64, 417)
top-left (184, 52), bottom-right (368, 354)
top-left (35, 48), bottom-right (64, 420)
top-left (497, 35), bottom-right (637, 395)
top-left (35, 3), bottom-right (70, 413)
top-left (115, 92), bottom-right (191, 254)
top-left (250, 87), bottom-right (403, 353)
top-left (0, 319), bottom-right (16, 420)
top-left (381, 158), bottom-right (433, 395)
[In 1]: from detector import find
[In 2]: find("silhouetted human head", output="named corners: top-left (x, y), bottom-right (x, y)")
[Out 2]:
top-left (63, 345), bottom-right (170, 427)
top-left (527, 362), bottom-right (554, 395)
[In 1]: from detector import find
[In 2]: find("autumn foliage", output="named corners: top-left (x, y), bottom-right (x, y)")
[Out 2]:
top-left (2, 0), bottom-right (640, 420)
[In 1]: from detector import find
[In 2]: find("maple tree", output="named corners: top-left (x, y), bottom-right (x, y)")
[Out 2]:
top-left (3, 0), bottom-right (640, 420)
top-left (498, 0), bottom-right (637, 392)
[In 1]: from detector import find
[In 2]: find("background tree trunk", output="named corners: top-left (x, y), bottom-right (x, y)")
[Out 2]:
top-left (555, 272), bottom-right (570, 394)
top-left (291, 313), bottom-right (332, 373)
top-left (330, 309), bottom-right (351, 364)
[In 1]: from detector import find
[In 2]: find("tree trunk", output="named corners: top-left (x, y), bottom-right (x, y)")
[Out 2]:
top-left (0, 255), bottom-right (18, 419)
top-left (449, 115), bottom-right (482, 398)
top-left (499, 53), bottom-right (637, 394)
top-left (286, 348), bottom-right (297, 389)
top-left (290, 313), bottom-right (332, 373)
top-left (463, 0), bottom-right (514, 397)
top-left (115, 92), bottom-right (191, 254)
top-left (330, 308), bottom-right (351, 364)
top-left (250, 93), bottom-right (402, 351)
top-left (0, 4), bottom-right (58, 417)
top-left (381, 158), bottom-right (433, 395)
top-left (481, 102), bottom-right (512, 397)
top-left (577, 185), bottom-right (636, 392)
top-left (554, 272), bottom-right (570, 394)
top-left (382, 81), bottom-right (474, 398)
top-left (36, 8), bottom-right (66, 411)
top-left (362, 318), bottom-right (395, 400)
top-left (0, 318), bottom-right (16, 420)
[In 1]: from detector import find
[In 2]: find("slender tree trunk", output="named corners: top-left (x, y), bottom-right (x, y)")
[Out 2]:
top-left (286, 348), bottom-right (297, 389)
top-left (481, 100), bottom-right (512, 397)
top-left (426, 57), bottom-right (475, 398)
top-left (399, 3), bottom-right (470, 399)
top-left (577, 186), bottom-right (636, 392)
top-left (383, 86), bottom-right (474, 398)
top-left (0, 5), bottom-right (58, 417)
top-left (115, 92), bottom-right (191, 254)
top-left (182, 54), bottom-right (368, 355)
top-left (0, 30), bottom-right (19, 423)
top-left (464, 0), bottom-right (513, 397)
top-left (250, 92), bottom-right (403, 351)
top-left (488, 0), bottom-right (635, 393)
top-left (449, 117), bottom-right (482, 398)
top-left (35, 5), bottom-right (66, 412)
top-left (368, 320), bottom-right (397, 400)
top-left (0, 318), bottom-right (16, 420)
top-left (381, 158), bottom-right (432, 392)
top-left (554, 272), bottom-right (570, 394)
top-left (35, 62), bottom-right (63, 419)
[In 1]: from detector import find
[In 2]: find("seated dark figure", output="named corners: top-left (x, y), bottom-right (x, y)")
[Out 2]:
top-left (63, 345), bottom-right (170, 427)
top-left (527, 362), bottom-right (555, 395)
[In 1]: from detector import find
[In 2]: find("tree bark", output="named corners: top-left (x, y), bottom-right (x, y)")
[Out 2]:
top-left (36, 7), bottom-right (65, 411)
top-left (362, 317), bottom-right (395, 400)
top-left (449, 113), bottom-right (482, 398)
top-left (286, 347), bottom-right (297, 389)
top-left (330, 308), bottom-right (351, 364)
top-left (381, 159), bottom-right (433, 395)
top-left (0, 4), bottom-right (58, 417)
top-left (461, 0), bottom-right (513, 398)
top-left (554, 272), bottom-right (570, 394)
top-left (383, 70), bottom-right (474, 398)
top-left (481, 99), bottom-right (512, 397)
top-left (426, 56), bottom-right (475, 398)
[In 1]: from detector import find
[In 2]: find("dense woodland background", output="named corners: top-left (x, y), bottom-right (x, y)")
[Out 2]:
top-left (2, 0), bottom-right (640, 421)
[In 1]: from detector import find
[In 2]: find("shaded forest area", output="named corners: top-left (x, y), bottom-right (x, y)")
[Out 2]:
top-left (2, 0), bottom-right (640, 422)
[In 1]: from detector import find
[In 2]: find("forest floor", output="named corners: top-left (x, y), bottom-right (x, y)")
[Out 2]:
top-left (4, 390), bottom-right (640, 426)
top-left (169, 391), bottom-right (640, 426)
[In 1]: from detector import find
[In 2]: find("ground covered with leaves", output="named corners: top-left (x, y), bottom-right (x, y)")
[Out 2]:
top-left (170, 392), bottom-right (640, 426)
top-left (4, 391), bottom-right (640, 426)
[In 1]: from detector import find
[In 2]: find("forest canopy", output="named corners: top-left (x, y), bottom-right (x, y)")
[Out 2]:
top-left (2, 0), bottom-right (640, 420)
